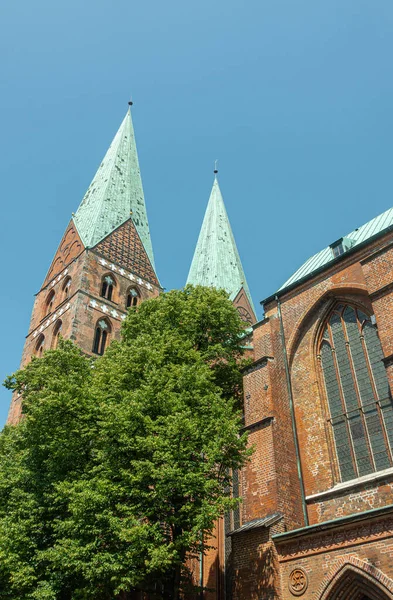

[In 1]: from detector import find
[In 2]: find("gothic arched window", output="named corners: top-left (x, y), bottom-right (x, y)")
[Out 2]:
top-left (52, 320), bottom-right (62, 349)
top-left (126, 287), bottom-right (139, 308)
top-left (93, 318), bottom-right (111, 355)
top-left (45, 290), bottom-right (55, 317)
top-left (62, 277), bottom-right (71, 301)
top-left (320, 304), bottom-right (393, 482)
top-left (101, 275), bottom-right (116, 302)
top-left (34, 334), bottom-right (45, 357)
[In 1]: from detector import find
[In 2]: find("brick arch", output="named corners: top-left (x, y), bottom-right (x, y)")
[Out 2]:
top-left (318, 556), bottom-right (393, 600)
top-left (286, 286), bottom-right (372, 368)
top-left (285, 288), bottom-right (376, 491)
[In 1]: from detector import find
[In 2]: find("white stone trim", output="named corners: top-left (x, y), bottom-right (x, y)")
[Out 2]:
top-left (89, 298), bottom-right (126, 322)
top-left (32, 302), bottom-right (72, 338)
top-left (98, 258), bottom-right (153, 290)
top-left (306, 466), bottom-right (393, 501)
top-left (49, 268), bottom-right (69, 288)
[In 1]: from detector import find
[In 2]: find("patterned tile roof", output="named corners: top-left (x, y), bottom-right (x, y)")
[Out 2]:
top-left (278, 206), bottom-right (393, 293)
top-left (186, 176), bottom-right (255, 313)
top-left (73, 108), bottom-right (155, 271)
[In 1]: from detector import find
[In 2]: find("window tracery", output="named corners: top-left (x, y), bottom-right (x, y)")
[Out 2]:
top-left (101, 275), bottom-right (115, 301)
top-left (319, 304), bottom-right (393, 481)
top-left (93, 318), bottom-right (111, 355)
top-left (126, 287), bottom-right (139, 308)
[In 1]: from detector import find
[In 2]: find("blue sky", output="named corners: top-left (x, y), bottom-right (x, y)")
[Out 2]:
top-left (1, 0), bottom-right (393, 428)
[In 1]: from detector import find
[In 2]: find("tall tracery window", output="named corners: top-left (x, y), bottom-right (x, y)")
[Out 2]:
top-left (126, 287), bottom-right (139, 308)
top-left (101, 275), bottom-right (115, 302)
top-left (320, 304), bottom-right (393, 482)
top-left (93, 319), bottom-right (111, 355)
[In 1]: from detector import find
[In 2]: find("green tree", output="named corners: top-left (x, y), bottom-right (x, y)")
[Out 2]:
top-left (1, 286), bottom-right (251, 600)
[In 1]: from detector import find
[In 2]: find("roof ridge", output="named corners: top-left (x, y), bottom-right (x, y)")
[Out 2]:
top-left (276, 204), bottom-right (393, 295)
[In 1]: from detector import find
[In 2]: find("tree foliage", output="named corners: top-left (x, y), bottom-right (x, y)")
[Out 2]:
top-left (0, 286), bottom-right (251, 599)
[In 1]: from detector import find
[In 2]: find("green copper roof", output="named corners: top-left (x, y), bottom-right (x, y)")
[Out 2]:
top-left (73, 108), bottom-right (155, 269)
top-left (277, 205), bottom-right (393, 294)
top-left (187, 176), bottom-right (255, 313)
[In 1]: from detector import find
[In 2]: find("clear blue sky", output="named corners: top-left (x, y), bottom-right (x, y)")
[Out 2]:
top-left (1, 0), bottom-right (393, 428)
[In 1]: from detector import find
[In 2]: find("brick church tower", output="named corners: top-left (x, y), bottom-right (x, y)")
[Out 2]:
top-left (7, 105), bottom-right (160, 424)
top-left (186, 170), bottom-right (256, 599)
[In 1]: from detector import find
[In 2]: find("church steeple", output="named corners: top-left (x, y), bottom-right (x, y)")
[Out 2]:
top-left (73, 106), bottom-right (155, 270)
top-left (7, 106), bottom-right (161, 424)
top-left (187, 173), bottom-right (256, 323)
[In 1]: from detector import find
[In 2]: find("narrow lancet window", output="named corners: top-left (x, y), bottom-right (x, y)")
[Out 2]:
top-left (34, 334), bottom-right (45, 357)
top-left (101, 275), bottom-right (115, 301)
top-left (45, 290), bottom-right (55, 317)
top-left (126, 288), bottom-right (139, 308)
top-left (62, 277), bottom-right (71, 301)
top-left (52, 320), bottom-right (62, 349)
top-left (93, 319), bottom-right (111, 355)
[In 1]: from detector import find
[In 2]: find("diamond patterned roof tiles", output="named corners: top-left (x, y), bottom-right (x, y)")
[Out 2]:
top-left (73, 108), bottom-right (155, 271)
top-left (186, 177), bottom-right (255, 313)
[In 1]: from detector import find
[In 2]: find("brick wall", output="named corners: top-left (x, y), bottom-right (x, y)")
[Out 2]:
top-left (231, 230), bottom-right (393, 600)
top-left (7, 221), bottom-right (160, 424)
top-left (275, 512), bottom-right (393, 600)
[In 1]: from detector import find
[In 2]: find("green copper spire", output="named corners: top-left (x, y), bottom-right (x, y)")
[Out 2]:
top-left (73, 107), bottom-right (155, 269)
top-left (187, 175), bottom-right (255, 313)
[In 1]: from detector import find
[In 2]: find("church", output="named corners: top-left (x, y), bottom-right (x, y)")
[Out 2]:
top-left (7, 107), bottom-right (393, 600)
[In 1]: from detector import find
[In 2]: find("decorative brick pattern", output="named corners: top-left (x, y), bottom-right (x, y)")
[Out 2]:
top-left (93, 218), bottom-right (158, 286)
top-left (43, 221), bottom-right (84, 286)
top-left (7, 220), bottom-right (160, 425)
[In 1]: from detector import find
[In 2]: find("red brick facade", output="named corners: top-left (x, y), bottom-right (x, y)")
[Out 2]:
top-left (229, 230), bottom-right (393, 600)
top-left (7, 217), bottom-right (160, 424)
top-left (7, 186), bottom-right (393, 600)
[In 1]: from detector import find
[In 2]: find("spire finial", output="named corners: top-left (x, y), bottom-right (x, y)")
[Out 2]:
top-left (214, 159), bottom-right (218, 175)
top-left (128, 96), bottom-right (133, 107)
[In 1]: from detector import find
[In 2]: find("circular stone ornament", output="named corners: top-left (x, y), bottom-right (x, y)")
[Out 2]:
top-left (288, 568), bottom-right (308, 596)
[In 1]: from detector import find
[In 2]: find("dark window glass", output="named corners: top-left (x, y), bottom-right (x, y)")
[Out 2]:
top-left (93, 319), bottom-right (110, 355)
top-left (320, 305), bottom-right (393, 481)
top-left (126, 288), bottom-right (139, 308)
top-left (101, 276), bottom-right (115, 301)
top-left (332, 243), bottom-right (344, 258)
top-left (52, 320), bottom-right (62, 349)
top-left (45, 291), bottom-right (55, 317)
top-left (34, 334), bottom-right (45, 357)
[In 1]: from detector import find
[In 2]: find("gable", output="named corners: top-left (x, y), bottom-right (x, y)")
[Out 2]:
top-left (43, 221), bottom-right (84, 288)
top-left (93, 217), bottom-right (159, 286)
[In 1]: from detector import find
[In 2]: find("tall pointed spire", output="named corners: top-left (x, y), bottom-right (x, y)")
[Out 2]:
top-left (187, 174), bottom-right (256, 316)
top-left (73, 106), bottom-right (155, 269)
